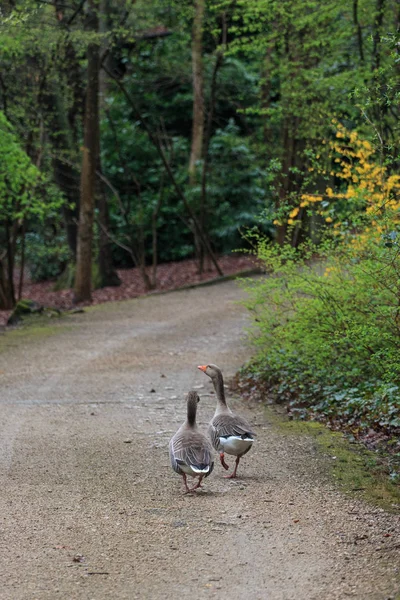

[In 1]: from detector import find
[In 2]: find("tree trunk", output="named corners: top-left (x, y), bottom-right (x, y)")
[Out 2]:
top-left (0, 219), bottom-right (17, 310)
top-left (372, 0), bottom-right (385, 72)
top-left (18, 220), bottom-right (26, 302)
top-left (96, 174), bottom-right (121, 288)
top-left (151, 171), bottom-right (166, 288)
top-left (95, 0), bottom-right (120, 288)
top-left (74, 2), bottom-right (100, 303)
top-left (199, 56), bottom-right (222, 272)
top-left (189, 0), bottom-right (205, 181)
top-left (353, 0), bottom-right (364, 63)
top-left (189, 0), bottom-right (206, 271)
top-left (200, 13), bottom-right (226, 272)
top-left (0, 258), bottom-right (15, 310)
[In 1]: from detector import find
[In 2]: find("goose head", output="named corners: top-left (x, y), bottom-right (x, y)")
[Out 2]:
top-left (197, 364), bottom-right (222, 380)
top-left (187, 389), bottom-right (201, 404)
top-left (198, 364), bottom-right (227, 406)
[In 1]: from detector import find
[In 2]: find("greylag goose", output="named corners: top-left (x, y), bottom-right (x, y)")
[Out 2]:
top-left (198, 364), bottom-right (254, 478)
top-left (169, 390), bottom-right (214, 492)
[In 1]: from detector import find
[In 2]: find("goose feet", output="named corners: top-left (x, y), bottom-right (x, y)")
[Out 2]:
top-left (182, 474), bottom-right (204, 493)
top-left (219, 452), bottom-right (230, 470)
top-left (182, 473), bottom-right (192, 493)
top-left (189, 476), bottom-right (204, 492)
top-left (223, 455), bottom-right (241, 479)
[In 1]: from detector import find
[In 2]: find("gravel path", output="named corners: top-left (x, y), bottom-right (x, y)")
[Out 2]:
top-left (0, 280), bottom-right (399, 600)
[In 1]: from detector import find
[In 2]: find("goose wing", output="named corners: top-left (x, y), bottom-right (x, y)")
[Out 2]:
top-left (211, 413), bottom-right (255, 439)
top-left (170, 430), bottom-right (214, 475)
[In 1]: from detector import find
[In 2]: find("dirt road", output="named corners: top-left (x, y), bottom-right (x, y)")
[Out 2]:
top-left (0, 280), bottom-right (399, 599)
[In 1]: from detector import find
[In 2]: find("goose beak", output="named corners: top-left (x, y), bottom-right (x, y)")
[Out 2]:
top-left (197, 365), bottom-right (207, 372)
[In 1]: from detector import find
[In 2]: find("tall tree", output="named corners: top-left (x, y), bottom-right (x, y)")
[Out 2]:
top-left (199, 10), bottom-right (226, 271)
top-left (188, 0), bottom-right (212, 272)
top-left (74, 0), bottom-right (100, 303)
top-left (96, 0), bottom-right (121, 288)
top-left (189, 0), bottom-right (205, 181)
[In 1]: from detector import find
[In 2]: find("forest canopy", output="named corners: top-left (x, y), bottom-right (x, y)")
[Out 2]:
top-left (0, 0), bottom-right (399, 307)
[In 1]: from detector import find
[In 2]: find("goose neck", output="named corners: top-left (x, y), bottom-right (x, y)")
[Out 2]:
top-left (186, 396), bottom-right (197, 427)
top-left (213, 371), bottom-right (227, 407)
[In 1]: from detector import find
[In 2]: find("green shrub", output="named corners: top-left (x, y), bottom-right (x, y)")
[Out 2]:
top-left (25, 231), bottom-right (71, 282)
top-left (242, 233), bottom-right (400, 434)
top-left (242, 123), bottom-right (400, 445)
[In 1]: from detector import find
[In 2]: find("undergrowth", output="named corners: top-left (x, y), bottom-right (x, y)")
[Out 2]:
top-left (240, 124), bottom-right (400, 484)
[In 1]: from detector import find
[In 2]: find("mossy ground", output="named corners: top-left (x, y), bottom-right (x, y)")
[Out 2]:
top-left (266, 405), bottom-right (400, 513)
top-left (0, 313), bottom-right (70, 352)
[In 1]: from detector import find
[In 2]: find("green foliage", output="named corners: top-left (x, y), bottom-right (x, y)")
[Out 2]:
top-left (25, 230), bottom-right (70, 282)
top-left (0, 111), bottom-right (42, 220)
top-left (102, 99), bottom-right (270, 264)
top-left (227, 0), bottom-right (400, 227)
top-left (101, 109), bottom-right (194, 264)
top-left (2, 0), bottom-right (400, 290)
top-left (187, 121), bottom-right (271, 251)
top-left (0, 110), bottom-right (64, 239)
top-left (0, 110), bottom-right (65, 306)
top-left (0, 110), bottom-right (65, 219)
top-left (242, 232), bottom-right (400, 436)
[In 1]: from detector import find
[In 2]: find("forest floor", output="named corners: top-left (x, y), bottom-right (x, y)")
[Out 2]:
top-left (0, 254), bottom-right (259, 327)
top-left (0, 278), bottom-right (399, 600)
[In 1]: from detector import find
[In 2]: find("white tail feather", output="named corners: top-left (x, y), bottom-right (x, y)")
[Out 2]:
top-left (191, 465), bottom-right (210, 474)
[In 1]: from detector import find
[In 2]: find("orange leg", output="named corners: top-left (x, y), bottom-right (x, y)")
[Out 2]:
top-left (223, 455), bottom-right (241, 479)
top-left (182, 473), bottom-right (191, 492)
top-left (183, 474), bottom-right (205, 493)
top-left (188, 475), bottom-right (204, 492)
top-left (219, 452), bottom-right (229, 470)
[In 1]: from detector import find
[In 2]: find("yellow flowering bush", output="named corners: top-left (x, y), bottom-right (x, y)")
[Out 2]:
top-left (242, 123), bottom-right (400, 449)
top-left (287, 122), bottom-right (400, 242)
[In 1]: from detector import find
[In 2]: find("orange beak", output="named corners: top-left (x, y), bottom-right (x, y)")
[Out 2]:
top-left (197, 365), bottom-right (207, 372)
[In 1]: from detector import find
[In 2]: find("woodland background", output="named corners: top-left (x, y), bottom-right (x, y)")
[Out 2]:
top-left (1, 0), bottom-right (399, 475)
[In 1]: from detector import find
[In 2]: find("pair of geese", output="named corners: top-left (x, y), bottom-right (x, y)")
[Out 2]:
top-left (169, 364), bottom-right (255, 493)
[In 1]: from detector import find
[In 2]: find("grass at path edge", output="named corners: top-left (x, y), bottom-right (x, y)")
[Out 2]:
top-left (265, 405), bottom-right (400, 513)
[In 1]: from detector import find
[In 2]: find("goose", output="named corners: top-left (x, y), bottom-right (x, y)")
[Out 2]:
top-left (197, 364), bottom-right (254, 478)
top-left (169, 390), bottom-right (214, 492)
